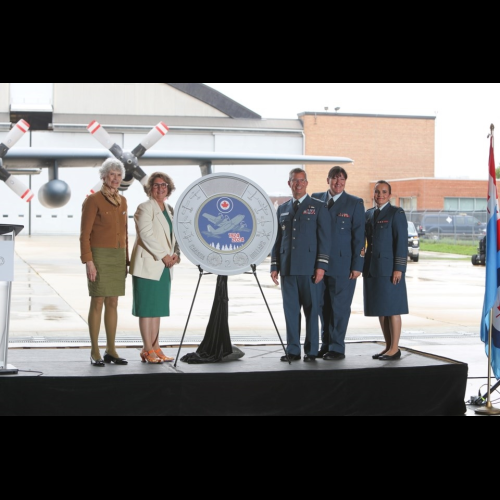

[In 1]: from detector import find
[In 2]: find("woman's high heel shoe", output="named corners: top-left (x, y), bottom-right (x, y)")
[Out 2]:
top-left (103, 351), bottom-right (128, 365)
top-left (155, 349), bottom-right (174, 362)
top-left (140, 349), bottom-right (163, 364)
top-left (90, 356), bottom-right (105, 367)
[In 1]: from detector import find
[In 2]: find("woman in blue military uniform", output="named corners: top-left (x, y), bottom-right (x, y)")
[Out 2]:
top-left (363, 181), bottom-right (408, 361)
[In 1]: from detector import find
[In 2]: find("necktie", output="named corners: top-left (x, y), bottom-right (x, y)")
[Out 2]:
top-left (327, 197), bottom-right (334, 209)
top-left (374, 208), bottom-right (380, 223)
top-left (293, 200), bottom-right (300, 213)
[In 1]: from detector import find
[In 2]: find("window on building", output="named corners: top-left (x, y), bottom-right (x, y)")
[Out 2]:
top-left (444, 197), bottom-right (487, 211)
top-left (400, 197), bottom-right (417, 211)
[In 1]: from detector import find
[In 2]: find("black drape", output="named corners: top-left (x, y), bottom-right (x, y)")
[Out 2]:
top-left (181, 275), bottom-right (234, 364)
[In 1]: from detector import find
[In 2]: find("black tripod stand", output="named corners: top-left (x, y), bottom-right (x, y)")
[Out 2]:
top-left (174, 264), bottom-right (290, 366)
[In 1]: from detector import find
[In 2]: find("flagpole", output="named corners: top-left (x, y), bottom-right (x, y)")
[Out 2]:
top-left (476, 124), bottom-right (500, 415)
top-left (475, 309), bottom-right (500, 415)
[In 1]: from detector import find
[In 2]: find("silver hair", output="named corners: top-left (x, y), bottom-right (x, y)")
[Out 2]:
top-left (99, 157), bottom-right (125, 180)
top-left (289, 167), bottom-right (307, 181)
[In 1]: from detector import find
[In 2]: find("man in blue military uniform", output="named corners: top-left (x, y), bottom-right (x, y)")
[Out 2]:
top-left (312, 166), bottom-right (365, 360)
top-left (271, 168), bottom-right (330, 362)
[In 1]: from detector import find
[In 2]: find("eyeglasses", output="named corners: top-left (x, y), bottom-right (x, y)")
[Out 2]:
top-left (290, 179), bottom-right (308, 184)
top-left (153, 183), bottom-right (168, 190)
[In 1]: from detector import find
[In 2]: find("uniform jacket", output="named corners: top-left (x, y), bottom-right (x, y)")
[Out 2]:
top-left (364, 204), bottom-right (408, 277)
top-left (80, 191), bottom-right (129, 265)
top-left (129, 199), bottom-right (179, 281)
top-left (271, 195), bottom-right (330, 276)
top-left (312, 191), bottom-right (365, 277)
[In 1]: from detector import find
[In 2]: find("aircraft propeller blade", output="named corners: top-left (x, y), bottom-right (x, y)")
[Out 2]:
top-left (0, 119), bottom-right (30, 159)
top-left (0, 119), bottom-right (34, 202)
top-left (87, 121), bottom-right (169, 191)
top-left (131, 122), bottom-right (168, 158)
top-left (87, 180), bottom-right (104, 197)
top-left (87, 121), bottom-right (124, 159)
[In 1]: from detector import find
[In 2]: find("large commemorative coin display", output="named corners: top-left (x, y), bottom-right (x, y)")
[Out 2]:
top-left (173, 173), bottom-right (278, 276)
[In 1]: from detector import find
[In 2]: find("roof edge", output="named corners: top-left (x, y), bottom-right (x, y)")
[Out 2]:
top-left (166, 83), bottom-right (262, 120)
top-left (299, 112), bottom-right (436, 120)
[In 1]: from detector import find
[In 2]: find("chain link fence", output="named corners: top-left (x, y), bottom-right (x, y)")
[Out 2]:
top-left (405, 210), bottom-right (487, 243)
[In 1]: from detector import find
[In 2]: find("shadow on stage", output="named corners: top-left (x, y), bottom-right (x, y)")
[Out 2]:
top-left (0, 342), bottom-right (467, 416)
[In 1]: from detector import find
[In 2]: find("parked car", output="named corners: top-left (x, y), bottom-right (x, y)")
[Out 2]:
top-left (414, 213), bottom-right (486, 239)
top-left (407, 221), bottom-right (420, 262)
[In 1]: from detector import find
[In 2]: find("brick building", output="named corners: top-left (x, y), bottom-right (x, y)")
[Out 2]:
top-left (301, 112), bottom-right (487, 211)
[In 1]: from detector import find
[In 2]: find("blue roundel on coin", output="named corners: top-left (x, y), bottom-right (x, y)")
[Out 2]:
top-left (217, 197), bottom-right (233, 213)
top-left (197, 196), bottom-right (255, 252)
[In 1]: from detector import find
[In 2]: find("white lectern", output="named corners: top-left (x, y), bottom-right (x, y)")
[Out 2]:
top-left (0, 225), bottom-right (23, 375)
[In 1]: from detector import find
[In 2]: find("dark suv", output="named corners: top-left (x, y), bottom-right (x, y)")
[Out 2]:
top-left (414, 213), bottom-right (486, 239)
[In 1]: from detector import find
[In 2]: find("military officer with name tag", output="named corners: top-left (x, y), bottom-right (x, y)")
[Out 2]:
top-left (312, 166), bottom-right (365, 361)
top-left (271, 168), bottom-right (330, 362)
top-left (363, 180), bottom-right (409, 361)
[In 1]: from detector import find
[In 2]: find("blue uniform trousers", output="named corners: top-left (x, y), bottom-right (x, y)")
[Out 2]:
top-left (318, 275), bottom-right (356, 354)
top-left (281, 275), bottom-right (320, 357)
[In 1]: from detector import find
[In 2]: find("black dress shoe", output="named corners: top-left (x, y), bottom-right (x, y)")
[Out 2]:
top-left (372, 352), bottom-right (386, 359)
top-left (323, 351), bottom-right (345, 360)
top-left (281, 354), bottom-right (301, 362)
top-left (317, 347), bottom-right (328, 358)
top-left (103, 352), bottom-right (128, 365)
top-left (90, 356), bottom-right (105, 367)
top-left (378, 349), bottom-right (401, 361)
top-left (303, 355), bottom-right (316, 362)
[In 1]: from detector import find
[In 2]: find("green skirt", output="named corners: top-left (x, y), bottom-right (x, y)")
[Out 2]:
top-left (88, 247), bottom-right (127, 297)
top-left (132, 267), bottom-right (171, 318)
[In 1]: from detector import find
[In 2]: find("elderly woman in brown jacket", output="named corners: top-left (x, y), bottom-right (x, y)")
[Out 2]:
top-left (80, 158), bottom-right (129, 367)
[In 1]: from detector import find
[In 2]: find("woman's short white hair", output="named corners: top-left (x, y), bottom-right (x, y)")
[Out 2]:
top-left (99, 158), bottom-right (125, 180)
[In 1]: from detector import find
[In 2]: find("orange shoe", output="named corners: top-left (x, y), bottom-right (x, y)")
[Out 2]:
top-left (155, 349), bottom-right (174, 362)
top-left (140, 349), bottom-right (163, 364)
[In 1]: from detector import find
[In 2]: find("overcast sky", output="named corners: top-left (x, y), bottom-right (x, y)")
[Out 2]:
top-left (205, 83), bottom-right (500, 181)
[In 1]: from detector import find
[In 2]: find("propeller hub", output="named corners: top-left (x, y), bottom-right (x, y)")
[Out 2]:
top-left (120, 151), bottom-right (138, 171)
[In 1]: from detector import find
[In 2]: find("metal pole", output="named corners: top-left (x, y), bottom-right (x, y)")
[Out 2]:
top-left (475, 309), bottom-right (500, 415)
top-left (29, 175), bottom-right (32, 236)
top-left (250, 264), bottom-right (290, 364)
top-left (174, 266), bottom-right (206, 367)
top-left (0, 229), bottom-right (18, 375)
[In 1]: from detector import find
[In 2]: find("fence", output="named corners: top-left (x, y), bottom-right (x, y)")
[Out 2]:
top-left (405, 210), bottom-right (487, 243)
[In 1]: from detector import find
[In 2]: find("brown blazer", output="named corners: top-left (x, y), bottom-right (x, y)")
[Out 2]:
top-left (80, 191), bottom-right (129, 264)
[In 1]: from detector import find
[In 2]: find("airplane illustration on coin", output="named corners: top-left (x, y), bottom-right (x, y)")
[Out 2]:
top-left (202, 213), bottom-right (251, 238)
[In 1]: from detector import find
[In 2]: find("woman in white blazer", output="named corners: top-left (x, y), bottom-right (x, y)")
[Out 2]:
top-left (130, 172), bottom-right (180, 363)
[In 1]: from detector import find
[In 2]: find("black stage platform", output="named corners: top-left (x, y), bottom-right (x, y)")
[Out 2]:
top-left (0, 342), bottom-right (468, 416)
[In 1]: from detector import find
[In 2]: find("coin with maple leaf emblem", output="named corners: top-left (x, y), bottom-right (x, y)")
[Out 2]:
top-left (174, 173), bottom-right (278, 275)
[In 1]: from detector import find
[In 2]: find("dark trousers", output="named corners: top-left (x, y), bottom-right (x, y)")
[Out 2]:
top-left (281, 275), bottom-right (320, 356)
top-left (318, 275), bottom-right (356, 354)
